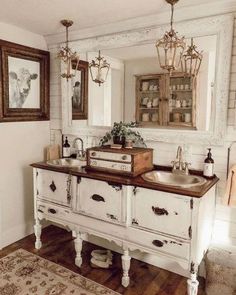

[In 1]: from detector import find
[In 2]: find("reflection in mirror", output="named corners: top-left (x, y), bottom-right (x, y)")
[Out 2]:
top-left (84, 35), bottom-right (216, 131)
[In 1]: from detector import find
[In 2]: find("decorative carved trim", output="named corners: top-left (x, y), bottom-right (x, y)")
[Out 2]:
top-left (61, 14), bottom-right (234, 146)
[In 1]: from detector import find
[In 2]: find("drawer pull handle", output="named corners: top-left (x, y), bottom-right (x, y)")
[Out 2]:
top-left (91, 152), bottom-right (96, 157)
top-left (48, 208), bottom-right (57, 214)
top-left (49, 181), bottom-right (56, 192)
top-left (152, 240), bottom-right (164, 248)
top-left (152, 206), bottom-right (168, 216)
top-left (91, 194), bottom-right (105, 202)
top-left (107, 213), bottom-right (118, 221)
top-left (37, 209), bottom-right (44, 213)
top-left (122, 155), bottom-right (127, 160)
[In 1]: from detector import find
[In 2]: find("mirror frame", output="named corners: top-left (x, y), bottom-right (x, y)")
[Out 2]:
top-left (61, 14), bottom-right (234, 145)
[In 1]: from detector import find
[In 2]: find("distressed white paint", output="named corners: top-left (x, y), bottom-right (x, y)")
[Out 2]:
top-left (33, 168), bottom-right (216, 294)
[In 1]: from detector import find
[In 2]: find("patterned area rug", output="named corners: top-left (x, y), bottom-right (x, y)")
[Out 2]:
top-left (0, 249), bottom-right (120, 295)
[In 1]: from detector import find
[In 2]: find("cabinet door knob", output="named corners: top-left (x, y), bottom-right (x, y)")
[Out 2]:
top-left (152, 240), bottom-right (164, 248)
top-left (152, 206), bottom-right (168, 216)
top-left (49, 181), bottom-right (56, 192)
top-left (48, 208), bottom-right (57, 214)
top-left (91, 194), bottom-right (105, 202)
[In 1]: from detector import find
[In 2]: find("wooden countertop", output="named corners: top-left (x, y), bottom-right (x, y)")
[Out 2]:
top-left (31, 162), bottom-right (219, 198)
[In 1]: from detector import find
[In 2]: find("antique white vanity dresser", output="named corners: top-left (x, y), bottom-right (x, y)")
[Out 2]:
top-left (32, 161), bottom-right (218, 295)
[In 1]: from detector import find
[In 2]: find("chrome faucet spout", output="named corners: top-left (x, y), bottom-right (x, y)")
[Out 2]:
top-left (172, 146), bottom-right (190, 175)
top-left (73, 137), bottom-right (85, 159)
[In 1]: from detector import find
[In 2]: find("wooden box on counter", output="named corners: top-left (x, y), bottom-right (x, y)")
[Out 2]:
top-left (86, 146), bottom-right (153, 177)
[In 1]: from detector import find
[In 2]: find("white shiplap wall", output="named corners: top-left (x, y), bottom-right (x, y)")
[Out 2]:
top-left (49, 18), bottom-right (236, 246)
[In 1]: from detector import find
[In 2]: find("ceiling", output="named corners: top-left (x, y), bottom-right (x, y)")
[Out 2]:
top-left (0, 0), bottom-right (225, 36)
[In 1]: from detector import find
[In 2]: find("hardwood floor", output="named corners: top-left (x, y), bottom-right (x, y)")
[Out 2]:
top-left (0, 225), bottom-right (205, 295)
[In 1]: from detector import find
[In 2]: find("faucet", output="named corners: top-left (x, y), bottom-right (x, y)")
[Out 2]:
top-left (171, 146), bottom-right (191, 175)
top-left (73, 137), bottom-right (85, 159)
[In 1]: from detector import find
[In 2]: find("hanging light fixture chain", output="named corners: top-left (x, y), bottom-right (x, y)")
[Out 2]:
top-left (170, 3), bottom-right (174, 31)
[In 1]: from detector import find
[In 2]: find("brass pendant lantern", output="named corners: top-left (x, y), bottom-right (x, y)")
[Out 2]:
top-left (181, 38), bottom-right (203, 77)
top-left (156, 0), bottom-right (185, 74)
top-left (58, 20), bottom-right (80, 81)
top-left (89, 50), bottom-right (110, 86)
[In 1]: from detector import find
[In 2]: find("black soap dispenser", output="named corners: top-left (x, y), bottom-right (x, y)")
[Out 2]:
top-left (63, 136), bottom-right (71, 158)
top-left (203, 148), bottom-right (214, 178)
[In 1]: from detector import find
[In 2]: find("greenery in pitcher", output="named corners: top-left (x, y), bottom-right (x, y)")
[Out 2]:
top-left (100, 121), bottom-right (146, 147)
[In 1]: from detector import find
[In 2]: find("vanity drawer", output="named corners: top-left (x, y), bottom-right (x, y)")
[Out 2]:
top-left (128, 228), bottom-right (190, 261)
top-left (90, 159), bottom-right (132, 172)
top-left (132, 187), bottom-right (192, 239)
top-left (36, 200), bottom-right (71, 221)
top-left (89, 150), bottom-right (132, 163)
top-left (36, 169), bottom-right (72, 207)
top-left (74, 178), bottom-right (123, 223)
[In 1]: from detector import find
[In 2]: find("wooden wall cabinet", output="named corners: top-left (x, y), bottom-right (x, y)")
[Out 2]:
top-left (136, 73), bottom-right (196, 129)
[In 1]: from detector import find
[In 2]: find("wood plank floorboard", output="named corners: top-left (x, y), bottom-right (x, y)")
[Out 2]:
top-left (0, 225), bottom-right (206, 295)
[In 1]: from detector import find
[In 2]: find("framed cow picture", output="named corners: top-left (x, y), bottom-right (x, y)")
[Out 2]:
top-left (71, 60), bottom-right (88, 120)
top-left (0, 39), bottom-right (49, 122)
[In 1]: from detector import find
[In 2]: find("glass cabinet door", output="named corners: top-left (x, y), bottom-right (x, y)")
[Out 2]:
top-left (135, 73), bottom-right (196, 129)
top-left (167, 73), bottom-right (196, 129)
top-left (135, 74), bottom-right (165, 127)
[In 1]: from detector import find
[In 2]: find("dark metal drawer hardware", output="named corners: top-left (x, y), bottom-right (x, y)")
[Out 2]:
top-left (49, 181), bottom-right (56, 192)
top-left (107, 213), bottom-right (118, 220)
top-left (152, 240), bottom-right (167, 248)
top-left (152, 206), bottom-right (169, 216)
top-left (91, 194), bottom-right (105, 202)
top-left (190, 199), bottom-right (194, 209)
top-left (77, 176), bottom-right (81, 184)
top-left (133, 187), bottom-right (138, 195)
top-left (107, 182), bottom-right (122, 191)
top-left (66, 174), bottom-right (72, 204)
top-left (188, 226), bottom-right (192, 239)
top-left (48, 208), bottom-right (57, 214)
top-left (132, 219), bottom-right (139, 225)
top-left (37, 209), bottom-right (44, 213)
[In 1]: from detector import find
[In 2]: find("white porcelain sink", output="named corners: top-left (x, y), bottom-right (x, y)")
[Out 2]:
top-left (142, 170), bottom-right (206, 188)
top-left (47, 158), bottom-right (86, 168)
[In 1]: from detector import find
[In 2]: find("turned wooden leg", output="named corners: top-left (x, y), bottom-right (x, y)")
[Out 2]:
top-left (74, 232), bottom-right (83, 267)
top-left (187, 272), bottom-right (199, 295)
top-left (34, 219), bottom-right (42, 250)
top-left (121, 249), bottom-right (131, 287)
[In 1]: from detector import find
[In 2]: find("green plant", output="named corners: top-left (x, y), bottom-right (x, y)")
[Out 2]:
top-left (100, 121), bottom-right (146, 146)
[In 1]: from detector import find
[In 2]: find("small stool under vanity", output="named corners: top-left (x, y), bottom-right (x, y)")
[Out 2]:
top-left (31, 146), bottom-right (218, 295)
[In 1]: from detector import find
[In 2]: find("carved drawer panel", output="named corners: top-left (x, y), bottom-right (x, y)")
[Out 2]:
top-left (74, 178), bottom-right (123, 223)
top-left (132, 187), bottom-right (192, 239)
top-left (36, 169), bottom-right (72, 207)
top-left (128, 227), bottom-right (190, 261)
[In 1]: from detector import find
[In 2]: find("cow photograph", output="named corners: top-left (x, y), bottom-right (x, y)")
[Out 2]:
top-left (8, 56), bottom-right (40, 109)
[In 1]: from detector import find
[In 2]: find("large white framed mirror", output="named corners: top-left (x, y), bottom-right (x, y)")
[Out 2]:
top-left (61, 14), bottom-right (233, 145)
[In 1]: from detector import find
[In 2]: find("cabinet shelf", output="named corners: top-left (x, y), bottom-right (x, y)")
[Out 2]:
top-left (139, 107), bottom-right (159, 110)
top-left (140, 90), bottom-right (160, 94)
top-left (170, 89), bottom-right (192, 92)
